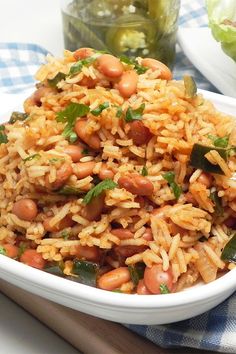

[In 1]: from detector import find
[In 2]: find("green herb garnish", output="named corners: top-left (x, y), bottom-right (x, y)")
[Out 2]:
top-left (18, 244), bottom-right (26, 257)
top-left (0, 125), bottom-right (8, 144)
top-left (116, 106), bottom-right (123, 118)
top-left (210, 190), bottom-right (223, 216)
top-left (48, 72), bottom-right (66, 88)
top-left (0, 246), bottom-right (6, 255)
top-left (91, 102), bottom-right (109, 116)
top-left (9, 111), bottom-right (28, 124)
top-left (56, 102), bottom-right (90, 140)
top-left (190, 143), bottom-right (227, 175)
top-left (83, 178), bottom-right (117, 204)
top-left (120, 56), bottom-right (148, 75)
top-left (61, 230), bottom-right (70, 240)
top-left (73, 259), bottom-right (99, 287)
top-left (163, 171), bottom-right (182, 200)
top-left (208, 135), bottom-right (229, 148)
top-left (125, 103), bottom-right (145, 122)
top-left (159, 284), bottom-right (170, 294)
top-left (82, 148), bottom-right (89, 155)
top-left (23, 154), bottom-right (41, 162)
top-left (128, 263), bottom-right (145, 287)
top-left (184, 75), bottom-right (197, 98)
top-left (69, 57), bottom-right (96, 76)
top-left (221, 234), bottom-right (236, 263)
top-left (141, 166), bottom-right (148, 176)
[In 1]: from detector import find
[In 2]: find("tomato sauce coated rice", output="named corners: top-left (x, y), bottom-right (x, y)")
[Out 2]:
top-left (1, 48), bottom-right (236, 294)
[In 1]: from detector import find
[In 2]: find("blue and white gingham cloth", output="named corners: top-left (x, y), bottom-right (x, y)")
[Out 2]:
top-left (0, 0), bottom-right (236, 352)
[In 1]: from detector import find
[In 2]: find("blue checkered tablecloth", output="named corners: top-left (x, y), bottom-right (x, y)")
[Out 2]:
top-left (0, 0), bottom-right (236, 353)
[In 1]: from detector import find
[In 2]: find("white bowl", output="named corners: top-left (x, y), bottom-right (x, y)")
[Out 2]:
top-left (0, 89), bottom-right (236, 325)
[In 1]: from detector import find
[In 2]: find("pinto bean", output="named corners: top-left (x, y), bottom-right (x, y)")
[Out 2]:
top-left (141, 58), bottom-right (172, 80)
top-left (3, 244), bottom-right (19, 259)
top-left (43, 215), bottom-right (74, 233)
top-left (114, 245), bottom-right (147, 258)
top-left (184, 192), bottom-right (197, 205)
top-left (73, 47), bottom-right (94, 60)
top-left (20, 249), bottom-right (45, 270)
top-left (64, 145), bottom-right (84, 162)
top-left (74, 119), bottom-right (101, 150)
top-left (98, 164), bottom-right (114, 180)
top-left (81, 194), bottom-right (105, 221)
top-left (52, 163), bottom-right (73, 190)
top-left (137, 279), bottom-right (152, 295)
top-left (144, 264), bottom-right (173, 294)
top-left (12, 199), bottom-right (38, 221)
top-left (111, 228), bottom-right (134, 240)
top-left (118, 174), bottom-right (154, 196)
top-left (98, 267), bottom-right (131, 291)
top-left (97, 54), bottom-right (123, 78)
top-left (128, 121), bottom-right (152, 145)
top-left (79, 76), bottom-right (98, 88)
top-left (117, 70), bottom-right (138, 98)
top-left (70, 245), bottom-right (100, 262)
top-left (142, 228), bottom-right (153, 241)
top-left (32, 86), bottom-right (54, 106)
top-left (74, 161), bottom-right (95, 179)
top-left (197, 172), bottom-right (213, 188)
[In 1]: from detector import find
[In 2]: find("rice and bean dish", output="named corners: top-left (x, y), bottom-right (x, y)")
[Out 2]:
top-left (1, 48), bottom-right (236, 295)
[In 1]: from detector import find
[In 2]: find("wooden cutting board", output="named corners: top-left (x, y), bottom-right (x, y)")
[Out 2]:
top-left (0, 279), bottom-right (219, 354)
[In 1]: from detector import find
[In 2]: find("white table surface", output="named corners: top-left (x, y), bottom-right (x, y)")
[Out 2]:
top-left (0, 1), bottom-right (79, 353)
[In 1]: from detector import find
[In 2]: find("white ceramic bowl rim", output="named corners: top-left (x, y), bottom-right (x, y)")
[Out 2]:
top-left (1, 255), bottom-right (236, 309)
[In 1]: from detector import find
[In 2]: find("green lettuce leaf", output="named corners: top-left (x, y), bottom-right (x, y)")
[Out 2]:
top-left (206, 0), bottom-right (236, 61)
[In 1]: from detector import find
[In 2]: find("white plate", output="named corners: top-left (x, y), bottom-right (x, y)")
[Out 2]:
top-left (178, 27), bottom-right (236, 98)
top-left (0, 90), bottom-right (236, 325)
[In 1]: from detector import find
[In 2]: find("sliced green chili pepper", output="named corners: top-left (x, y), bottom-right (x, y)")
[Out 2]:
top-left (9, 111), bottom-right (28, 124)
top-left (105, 14), bottom-right (156, 57)
top-left (128, 262), bottom-right (145, 287)
top-left (221, 234), bottom-right (236, 263)
top-left (73, 259), bottom-right (99, 287)
top-left (184, 75), bottom-right (197, 99)
top-left (190, 144), bottom-right (227, 175)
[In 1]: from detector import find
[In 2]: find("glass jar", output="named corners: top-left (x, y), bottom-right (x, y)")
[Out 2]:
top-left (60, 0), bottom-right (180, 68)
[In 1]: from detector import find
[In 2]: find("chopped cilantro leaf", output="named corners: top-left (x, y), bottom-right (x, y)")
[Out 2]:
top-left (91, 102), bottom-right (110, 116)
top-left (56, 103), bottom-right (90, 140)
top-left (61, 230), bottom-right (69, 240)
top-left (82, 148), bottom-right (89, 155)
top-left (125, 103), bottom-right (145, 122)
top-left (83, 179), bottom-right (117, 205)
top-left (0, 125), bottom-right (8, 144)
top-left (208, 134), bottom-right (229, 148)
top-left (116, 106), bottom-right (123, 118)
top-left (163, 171), bottom-right (182, 200)
top-left (120, 56), bottom-right (148, 75)
top-left (141, 166), bottom-right (148, 176)
top-left (0, 246), bottom-right (6, 255)
top-left (18, 244), bottom-right (26, 257)
top-left (159, 284), bottom-right (170, 294)
top-left (23, 154), bottom-right (41, 162)
top-left (48, 72), bottom-right (66, 88)
top-left (69, 57), bottom-right (96, 76)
